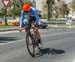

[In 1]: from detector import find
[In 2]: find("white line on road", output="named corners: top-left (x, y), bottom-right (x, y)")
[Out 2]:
top-left (0, 31), bottom-right (75, 46)
top-left (41, 31), bottom-right (75, 37)
top-left (0, 30), bottom-right (49, 34)
top-left (0, 39), bottom-right (25, 46)
top-left (0, 30), bottom-right (20, 34)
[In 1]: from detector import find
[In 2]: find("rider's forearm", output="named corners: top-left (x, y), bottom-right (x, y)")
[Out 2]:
top-left (19, 17), bottom-right (22, 28)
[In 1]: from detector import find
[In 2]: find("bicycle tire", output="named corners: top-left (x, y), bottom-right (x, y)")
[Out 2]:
top-left (26, 33), bottom-right (35, 57)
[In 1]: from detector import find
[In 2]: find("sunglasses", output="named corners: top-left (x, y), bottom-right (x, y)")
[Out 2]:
top-left (25, 11), bottom-right (29, 13)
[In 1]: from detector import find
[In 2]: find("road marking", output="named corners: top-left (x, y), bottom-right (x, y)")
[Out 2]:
top-left (0, 31), bottom-right (75, 46)
top-left (0, 39), bottom-right (25, 46)
top-left (42, 31), bottom-right (75, 37)
top-left (0, 30), bottom-right (20, 34)
top-left (0, 29), bottom-right (51, 34)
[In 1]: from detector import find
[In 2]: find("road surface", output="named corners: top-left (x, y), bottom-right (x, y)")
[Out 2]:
top-left (0, 27), bottom-right (75, 62)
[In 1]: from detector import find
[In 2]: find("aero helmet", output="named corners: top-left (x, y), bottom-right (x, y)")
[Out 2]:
top-left (22, 3), bottom-right (30, 11)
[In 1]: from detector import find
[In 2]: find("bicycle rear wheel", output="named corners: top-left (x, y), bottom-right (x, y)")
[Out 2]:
top-left (26, 33), bottom-right (35, 57)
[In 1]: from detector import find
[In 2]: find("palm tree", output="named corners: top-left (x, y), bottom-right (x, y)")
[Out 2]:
top-left (0, 8), bottom-right (5, 17)
top-left (8, 0), bottom-right (31, 17)
top-left (70, 0), bottom-right (75, 12)
top-left (7, 0), bottom-right (23, 17)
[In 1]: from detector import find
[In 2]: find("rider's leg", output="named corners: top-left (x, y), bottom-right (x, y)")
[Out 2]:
top-left (33, 28), bottom-right (43, 50)
top-left (33, 28), bottom-right (41, 43)
top-left (31, 21), bottom-right (42, 44)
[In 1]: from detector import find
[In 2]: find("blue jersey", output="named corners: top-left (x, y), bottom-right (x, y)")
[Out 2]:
top-left (19, 7), bottom-right (40, 28)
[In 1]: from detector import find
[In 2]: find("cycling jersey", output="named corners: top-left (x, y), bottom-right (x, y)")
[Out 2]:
top-left (19, 7), bottom-right (40, 28)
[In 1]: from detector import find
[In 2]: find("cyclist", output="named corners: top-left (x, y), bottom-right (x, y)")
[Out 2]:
top-left (19, 2), bottom-right (43, 50)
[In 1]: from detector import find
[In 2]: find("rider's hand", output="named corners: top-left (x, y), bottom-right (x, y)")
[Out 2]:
top-left (19, 27), bottom-right (23, 32)
top-left (32, 24), bottom-right (35, 27)
top-left (31, 22), bottom-right (35, 28)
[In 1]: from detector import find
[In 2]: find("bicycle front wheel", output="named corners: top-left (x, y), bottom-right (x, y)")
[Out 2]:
top-left (26, 33), bottom-right (35, 57)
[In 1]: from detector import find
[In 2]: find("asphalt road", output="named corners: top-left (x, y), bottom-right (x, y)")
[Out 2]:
top-left (0, 27), bottom-right (75, 62)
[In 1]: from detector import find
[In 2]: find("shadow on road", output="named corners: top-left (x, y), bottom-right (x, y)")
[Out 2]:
top-left (0, 37), bottom-right (18, 43)
top-left (34, 48), bottom-right (65, 58)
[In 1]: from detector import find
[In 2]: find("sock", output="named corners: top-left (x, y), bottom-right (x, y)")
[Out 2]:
top-left (38, 39), bottom-right (41, 44)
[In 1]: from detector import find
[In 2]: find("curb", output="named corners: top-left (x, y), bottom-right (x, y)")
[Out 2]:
top-left (48, 25), bottom-right (75, 28)
top-left (0, 25), bottom-right (75, 32)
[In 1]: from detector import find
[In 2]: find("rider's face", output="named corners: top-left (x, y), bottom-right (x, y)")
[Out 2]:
top-left (25, 11), bottom-right (29, 14)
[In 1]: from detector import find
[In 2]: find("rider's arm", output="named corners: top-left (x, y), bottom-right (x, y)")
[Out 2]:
top-left (34, 10), bottom-right (40, 25)
top-left (19, 10), bottom-right (26, 28)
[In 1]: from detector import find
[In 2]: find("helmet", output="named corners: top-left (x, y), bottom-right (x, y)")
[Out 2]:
top-left (22, 3), bottom-right (30, 12)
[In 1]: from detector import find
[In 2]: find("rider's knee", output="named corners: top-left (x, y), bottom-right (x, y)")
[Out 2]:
top-left (33, 28), bottom-right (38, 33)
